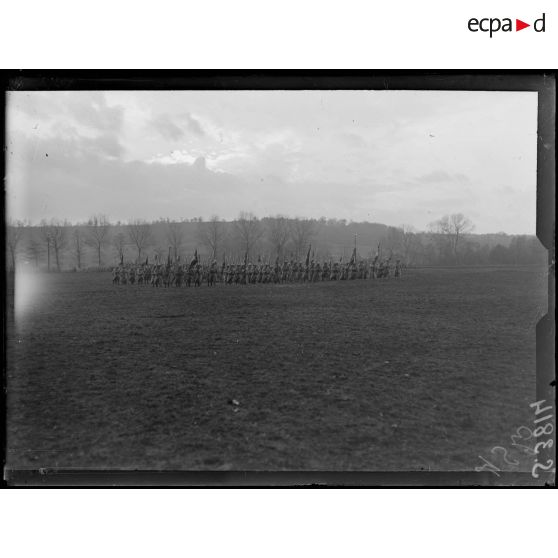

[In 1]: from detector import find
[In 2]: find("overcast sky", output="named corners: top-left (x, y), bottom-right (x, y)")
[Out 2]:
top-left (6, 90), bottom-right (537, 234)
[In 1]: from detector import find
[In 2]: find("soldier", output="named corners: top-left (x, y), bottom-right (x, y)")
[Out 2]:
top-left (208, 260), bottom-right (218, 286)
top-left (377, 260), bottom-right (384, 279)
top-left (394, 259), bottom-right (402, 278)
top-left (281, 261), bottom-right (289, 283)
top-left (273, 260), bottom-right (280, 284)
top-left (194, 263), bottom-right (202, 287)
top-left (379, 259), bottom-right (390, 279)
top-left (153, 264), bottom-right (163, 287)
top-left (330, 261), bottom-right (339, 281)
top-left (144, 264), bottom-right (152, 285)
top-left (112, 266), bottom-right (120, 285)
top-left (302, 263), bottom-right (309, 283)
top-left (321, 261), bottom-right (330, 281)
top-left (370, 256), bottom-right (378, 279)
top-left (293, 261), bottom-right (298, 282)
top-left (120, 266), bottom-right (128, 285)
top-left (358, 261), bottom-right (365, 280)
top-left (296, 262), bottom-right (303, 282)
top-left (174, 263), bottom-right (184, 287)
top-left (313, 261), bottom-right (321, 282)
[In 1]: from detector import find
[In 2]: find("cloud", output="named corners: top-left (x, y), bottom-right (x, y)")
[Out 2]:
top-left (6, 90), bottom-right (537, 234)
top-left (65, 92), bottom-right (125, 132)
top-left (192, 156), bottom-right (207, 171)
top-left (146, 112), bottom-right (205, 143)
top-left (418, 171), bottom-right (470, 184)
top-left (148, 113), bottom-right (185, 141)
top-left (37, 130), bottom-right (124, 160)
top-left (7, 130), bottom-right (248, 223)
top-left (337, 132), bottom-right (367, 149)
top-left (182, 113), bottom-right (205, 136)
top-left (84, 133), bottom-right (125, 158)
top-left (8, 91), bottom-right (125, 137)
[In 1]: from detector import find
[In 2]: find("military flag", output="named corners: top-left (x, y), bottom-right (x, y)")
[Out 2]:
top-left (189, 249), bottom-right (198, 268)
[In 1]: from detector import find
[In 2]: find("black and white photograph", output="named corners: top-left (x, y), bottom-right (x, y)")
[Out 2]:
top-left (4, 75), bottom-right (555, 485)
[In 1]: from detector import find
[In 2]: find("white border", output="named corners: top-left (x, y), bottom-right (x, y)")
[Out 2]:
top-left (1, 489), bottom-right (554, 557)
top-left (1, 1), bottom-right (556, 69)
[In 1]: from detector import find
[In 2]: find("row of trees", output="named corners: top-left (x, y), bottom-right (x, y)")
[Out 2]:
top-left (6, 213), bottom-right (320, 271)
top-left (6, 213), bottom-right (546, 272)
top-left (380, 222), bottom-right (545, 266)
top-left (7, 216), bottom-right (112, 272)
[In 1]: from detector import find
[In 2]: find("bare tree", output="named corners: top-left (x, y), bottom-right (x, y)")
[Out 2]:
top-left (290, 218), bottom-right (316, 260)
top-left (72, 227), bottom-right (86, 269)
top-left (399, 225), bottom-right (425, 266)
top-left (267, 215), bottom-right (291, 259)
top-left (39, 219), bottom-right (67, 271)
top-left (112, 232), bottom-right (128, 264)
top-left (127, 219), bottom-right (153, 262)
top-left (429, 213), bottom-right (474, 263)
top-left (450, 213), bottom-right (475, 259)
top-left (383, 226), bottom-right (404, 256)
top-left (165, 219), bottom-right (185, 260)
top-left (153, 246), bottom-right (166, 264)
top-left (234, 212), bottom-right (263, 260)
top-left (39, 220), bottom-right (51, 271)
top-left (26, 235), bottom-right (43, 269)
top-left (6, 219), bottom-right (26, 271)
top-left (197, 215), bottom-right (225, 260)
top-left (86, 214), bottom-right (111, 268)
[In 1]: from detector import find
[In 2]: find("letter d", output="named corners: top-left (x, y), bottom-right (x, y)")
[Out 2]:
top-left (534, 13), bottom-right (545, 32)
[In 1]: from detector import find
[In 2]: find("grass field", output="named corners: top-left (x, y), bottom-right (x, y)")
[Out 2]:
top-left (6, 266), bottom-right (547, 471)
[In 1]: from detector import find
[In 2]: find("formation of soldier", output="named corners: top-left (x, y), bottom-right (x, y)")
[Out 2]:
top-left (112, 253), bottom-right (403, 288)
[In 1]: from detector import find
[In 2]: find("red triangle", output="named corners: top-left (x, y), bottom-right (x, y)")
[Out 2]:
top-left (516, 19), bottom-right (530, 31)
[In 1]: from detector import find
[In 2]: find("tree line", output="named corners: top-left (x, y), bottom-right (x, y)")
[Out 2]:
top-left (5, 212), bottom-right (546, 272)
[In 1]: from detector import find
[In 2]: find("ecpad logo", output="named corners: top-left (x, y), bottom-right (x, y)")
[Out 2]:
top-left (468, 13), bottom-right (546, 37)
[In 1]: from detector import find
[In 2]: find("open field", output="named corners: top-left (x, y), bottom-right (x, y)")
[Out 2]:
top-left (6, 266), bottom-right (547, 471)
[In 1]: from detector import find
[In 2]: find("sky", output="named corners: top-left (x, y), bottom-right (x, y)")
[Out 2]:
top-left (6, 89), bottom-right (538, 234)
